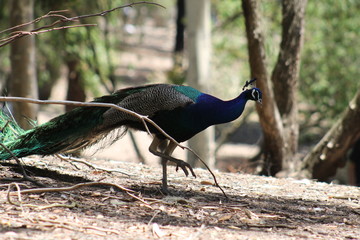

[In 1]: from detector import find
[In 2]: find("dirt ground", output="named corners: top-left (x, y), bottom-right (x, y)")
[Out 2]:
top-left (0, 156), bottom-right (359, 240)
top-left (1, 7), bottom-right (359, 240)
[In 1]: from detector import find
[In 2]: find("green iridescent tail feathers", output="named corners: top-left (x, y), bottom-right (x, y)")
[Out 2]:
top-left (0, 109), bottom-right (27, 159)
top-left (0, 111), bottom-right (24, 141)
top-left (0, 104), bottom-right (110, 160)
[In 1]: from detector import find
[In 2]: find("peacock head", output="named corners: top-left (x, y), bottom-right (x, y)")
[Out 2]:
top-left (246, 88), bottom-right (262, 104)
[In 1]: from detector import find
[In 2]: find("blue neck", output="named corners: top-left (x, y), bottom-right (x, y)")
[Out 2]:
top-left (193, 91), bottom-right (249, 127)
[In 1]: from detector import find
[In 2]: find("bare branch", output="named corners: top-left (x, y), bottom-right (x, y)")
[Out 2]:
top-left (0, 10), bottom-right (71, 34)
top-left (0, 24), bottom-right (96, 48)
top-left (0, 96), bottom-right (228, 198)
top-left (0, 1), bottom-right (165, 48)
top-left (12, 181), bottom-right (135, 195)
top-left (6, 182), bottom-right (153, 211)
top-left (0, 96), bottom-right (182, 148)
top-left (56, 154), bottom-right (132, 176)
top-left (62, 2), bottom-right (165, 22)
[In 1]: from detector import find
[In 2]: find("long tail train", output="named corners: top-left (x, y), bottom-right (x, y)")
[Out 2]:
top-left (0, 92), bottom-right (128, 160)
top-left (0, 83), bottom-right (262, 193)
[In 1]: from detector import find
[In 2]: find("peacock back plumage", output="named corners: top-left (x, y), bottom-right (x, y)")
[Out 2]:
top-left (0, 83), bottom-right (262, 160)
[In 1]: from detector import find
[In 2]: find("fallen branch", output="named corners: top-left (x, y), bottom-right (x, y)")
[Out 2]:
top-left (0, 97), bottom-right (227, 198)
top-left (0, 143), bottom-right (47, 187)
top-left (11, 181), bottom-right (135, 195)
top-left (56, 154), bottom-right (133, 176)
top-left (0, 0), bottom-right (227, 197)
top-left (0, 96), bottom-right (182, 146)
top-left (35, 216), bottom-right (122, 235)
top-left (1, 214), bottom-right (121, 236)
top-left (6, 181), bottom-right (154, 210)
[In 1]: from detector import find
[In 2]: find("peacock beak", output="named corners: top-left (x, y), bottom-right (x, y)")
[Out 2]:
top-left (257, 99), bottom-right (262, 105)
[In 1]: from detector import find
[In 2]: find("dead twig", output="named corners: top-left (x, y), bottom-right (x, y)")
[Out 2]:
top-left (0, 97), bottom-right (227, 198)
top-left (60, 2), bottom-right (165, 23)
top-left (6, 182), bottom-right (76, 209)
top-left (0, 2), bottom-right (165, 48)
top-left (0, 24), bottom-right (97, 47)
top-left (6, 183), bottom-right (23, 206)
top-left (0, 10), bottom-right (71, 34)
top-left (1, 214), bottom-right (121, 236)
top-left (56, 154), bottom-right (132, 176)
top-left (126, 192), bottom-right (152, 209)
top-left (147, 210), bottom-right (161, 225)
top-left (0, 143), bottom-right (47, 187)
top-left (38, 202), bottom-right (77, 210)
top-left (6, 181), bottom-right (156, 211)
top-left (0, 96), bottom-right (182, 146)
top-left (12, 181), bottom-right (135, 195)
top-left (36, 217), bottom-right (122, 235)
top-left (185, 148), bottom-right (228, 199)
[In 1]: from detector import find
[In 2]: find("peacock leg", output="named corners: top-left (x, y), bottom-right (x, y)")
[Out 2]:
top-left (149, 137), bottom-right (169, 191)
top-left (163, 141), bottom-right (196, 177)
top-left (149, 137), bottom-right (196, 192)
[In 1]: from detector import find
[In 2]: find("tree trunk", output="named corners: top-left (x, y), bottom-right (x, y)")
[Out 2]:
top-left (10, 0), bottom-right (38, 129)
top-left (174, 0), bottom-right (186, 54)
top-left (242, 0), bottom-right (284, 175)
top-left (185, 0), bottom-right (215, 168)
top-left (302, 89), bottom-right (360, 181)
top-left (173, 0), bottom-right (186, 71)
top-left (66, 60), bottom-right (86, 112)
top-left (271, 0), bottom-right (307, 173)
top-left (242, 0), bottom-right (307, 175)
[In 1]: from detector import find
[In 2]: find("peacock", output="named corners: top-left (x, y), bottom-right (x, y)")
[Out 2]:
top-left (0, 82), bottom-right (262, 192)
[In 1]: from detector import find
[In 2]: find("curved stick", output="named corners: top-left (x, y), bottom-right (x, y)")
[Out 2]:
top-left (0, 96), bottom-right (228, 198)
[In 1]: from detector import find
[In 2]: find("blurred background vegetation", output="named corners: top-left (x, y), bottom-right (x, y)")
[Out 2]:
top-left (212, 0), bottom-right (360, 144)
top-left (0, 0), bottom-right (359, 167)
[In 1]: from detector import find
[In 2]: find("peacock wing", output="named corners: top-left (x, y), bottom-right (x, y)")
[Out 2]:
top-left (100, 84), bottom-right (196, 129)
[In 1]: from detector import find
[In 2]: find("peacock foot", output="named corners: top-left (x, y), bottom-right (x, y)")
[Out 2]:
top-left (169, 159), bottom-right (196, 178)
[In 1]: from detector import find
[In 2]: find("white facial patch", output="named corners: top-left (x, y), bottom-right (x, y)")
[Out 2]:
top-left (251, 89), bottom-right (258, 100)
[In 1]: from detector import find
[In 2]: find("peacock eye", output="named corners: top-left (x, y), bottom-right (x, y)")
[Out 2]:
top-left (251, 89), bottom-right (258, 100)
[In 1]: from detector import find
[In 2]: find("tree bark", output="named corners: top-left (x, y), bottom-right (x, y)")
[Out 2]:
top-left (302, 89), bottom-right (360, 180)
top-left (242, 0), bottom-right (307, 175)
top-left (10, 0), bottom-right (38, 129)
top-left (185, 0), bottom-right (215, 168)
top-left (242, 0), bottom-right (284, 175)
top-left (271, 0), bottom-right (307, 172)
top-left (174, 0), bottom-right (186, 54)
top-left (66, 60), bottom-right (86, 112)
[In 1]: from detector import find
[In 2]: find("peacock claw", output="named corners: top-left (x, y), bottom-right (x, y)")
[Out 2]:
top-left (172, 159), bottom-right (196, 178)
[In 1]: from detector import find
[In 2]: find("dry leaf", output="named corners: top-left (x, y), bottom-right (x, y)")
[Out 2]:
top-left (28, 194), bottom-right (40, 199)
top-left (244, 209), bottom-right (259, 219)
top-left (91, 192), bottom-right (101, 197)
top-left (228, 225), bottom-right (241, 230)
top-left (91, 170), bottom-right (105, 175)
top-left (200, 181), bottom-right (214, 186)
top-left (218, 214), bottom-right (233, 222)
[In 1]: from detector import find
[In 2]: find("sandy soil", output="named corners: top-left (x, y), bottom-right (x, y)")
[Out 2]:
top-left (2, 7), bottom-right (359, 240)
top-left (0, 156), bottom-right (359, 240)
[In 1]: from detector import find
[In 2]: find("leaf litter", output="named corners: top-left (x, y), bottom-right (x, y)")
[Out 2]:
top-left (0, 155), bottom-right (359, 239)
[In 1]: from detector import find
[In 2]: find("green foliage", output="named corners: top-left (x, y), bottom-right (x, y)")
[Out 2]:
top-left (300, 0), bottom-right (360, 121)
top-left (211, 0), bottom-right (248, 98)
top-left (0, 3), bottom-right (11, 92)
top-left (34, 0), bottom-right (126, 98)
top-left (211, 0), bottom-right (281, 98)
top-left (212, 0), bottom-right (359, 135)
